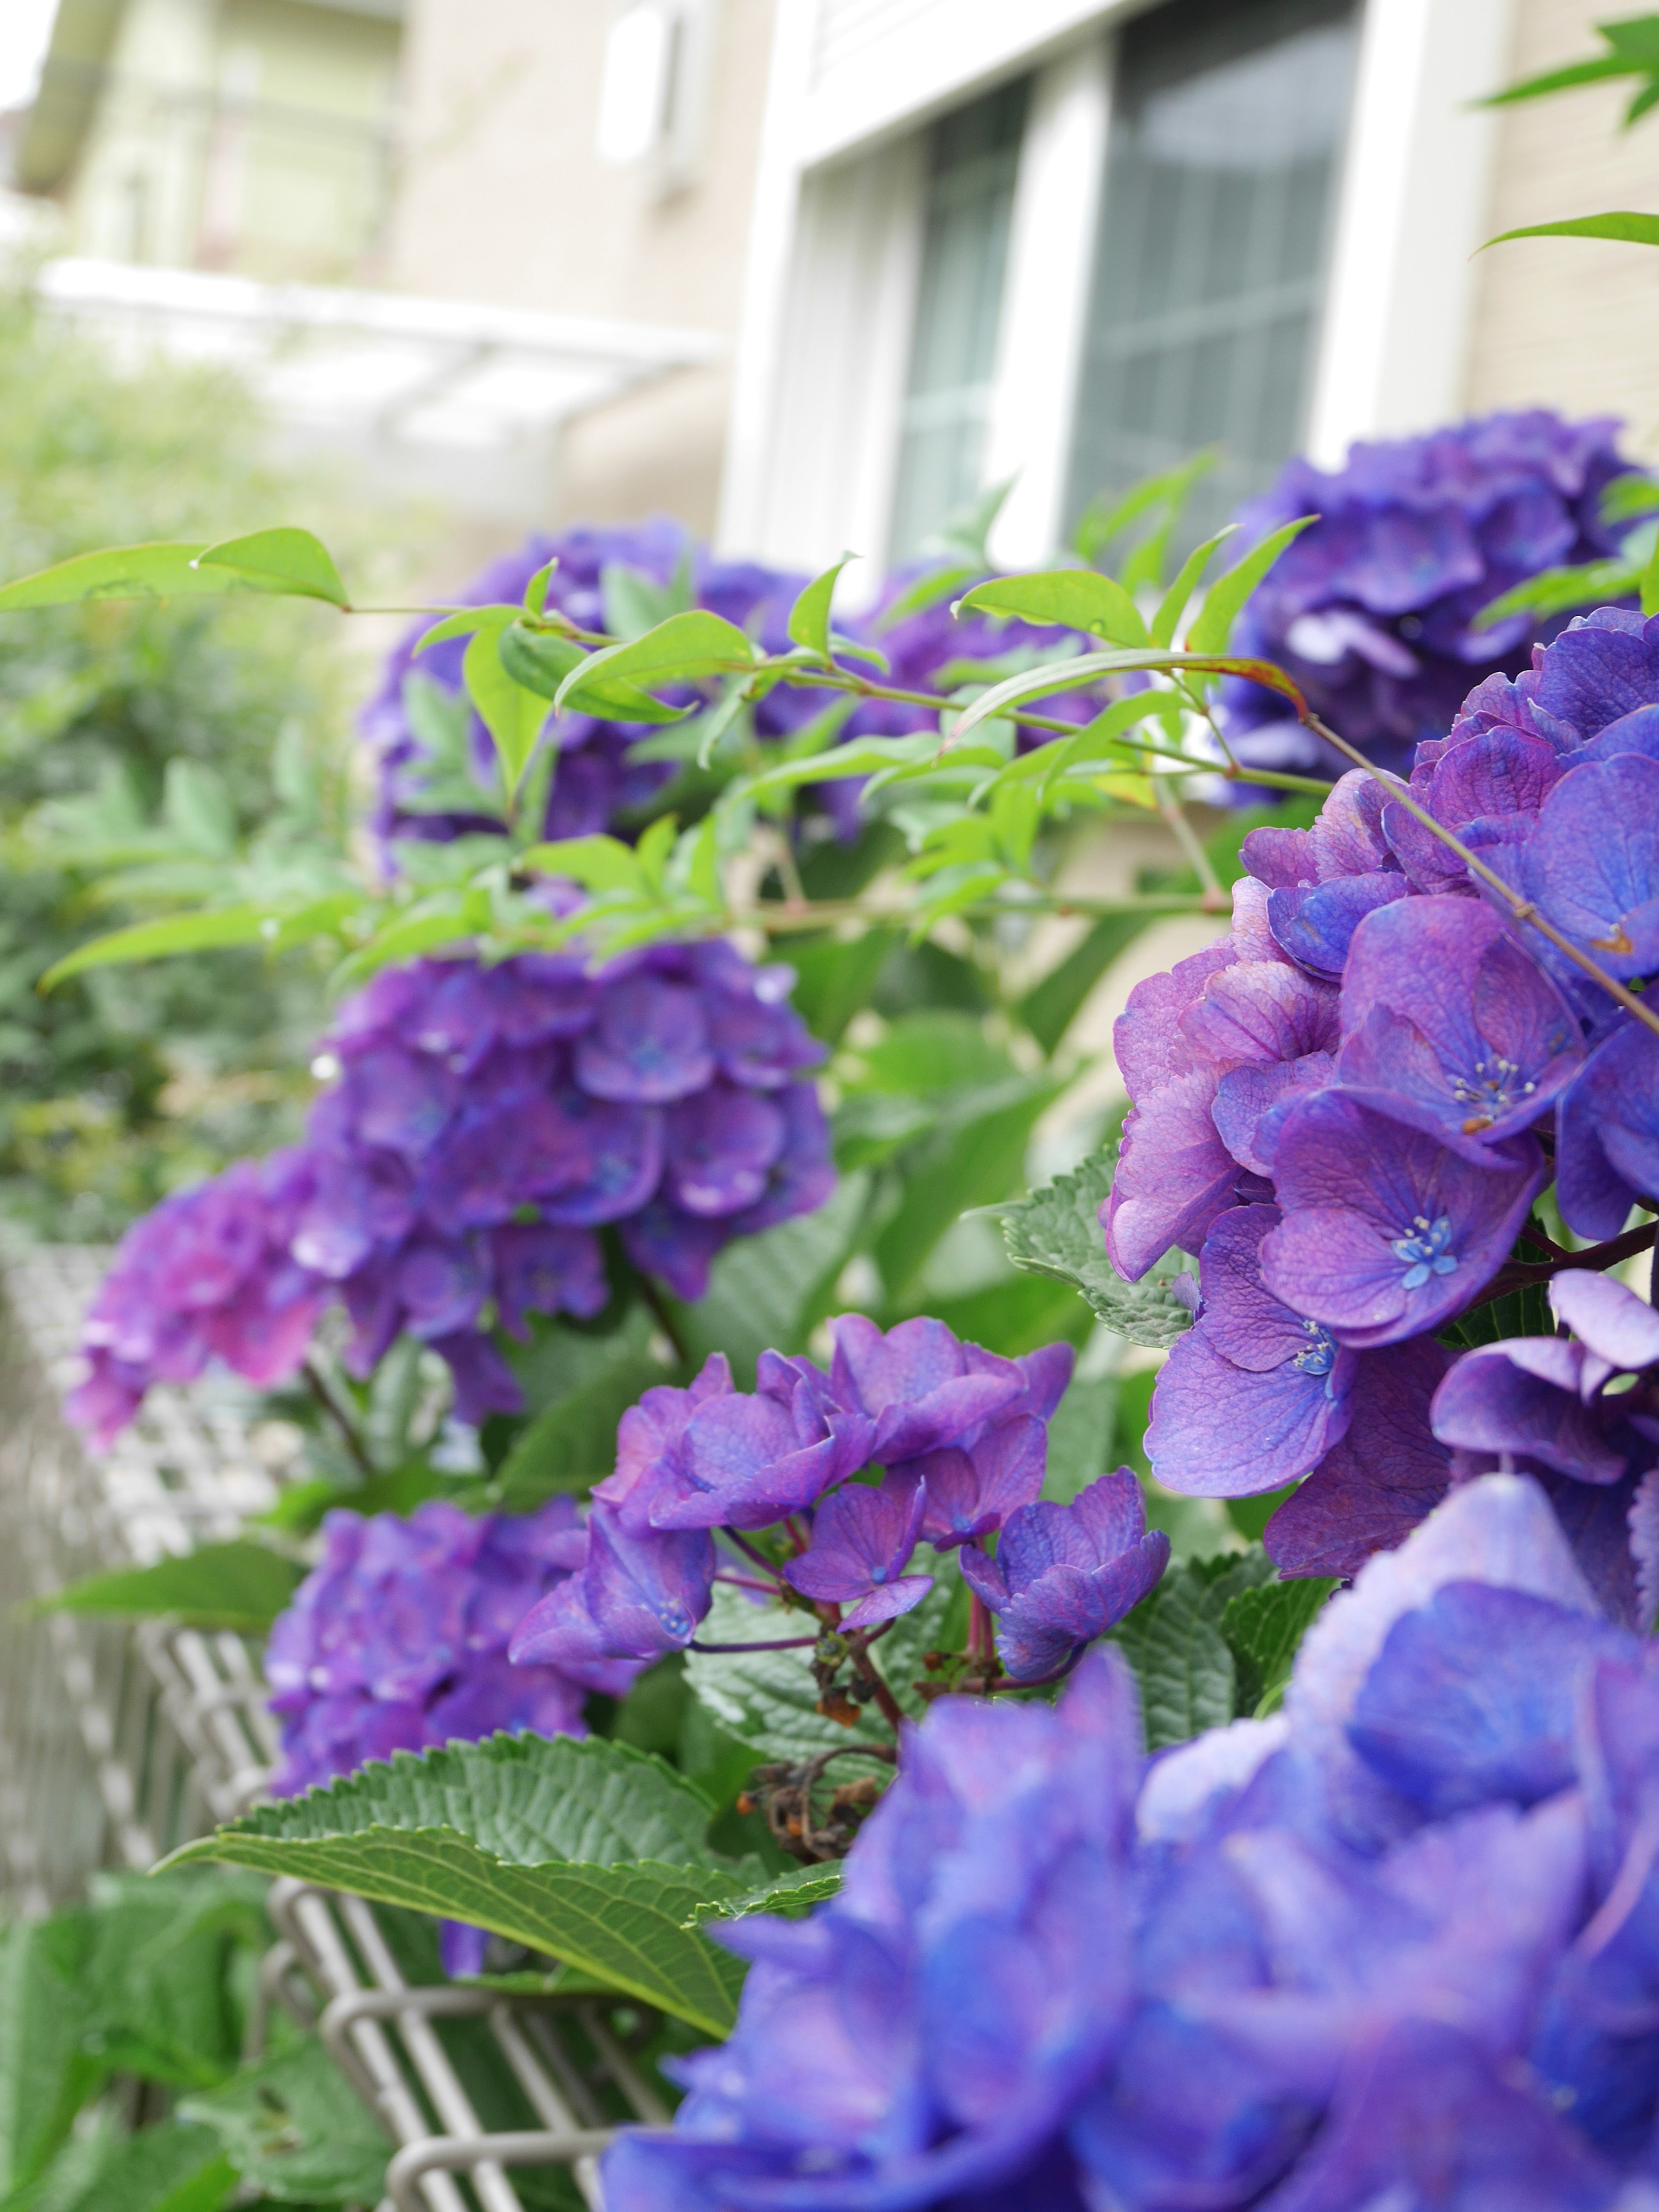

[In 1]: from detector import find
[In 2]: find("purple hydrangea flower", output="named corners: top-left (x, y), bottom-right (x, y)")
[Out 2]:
top-left (611, 1475), bottom-right (1659, 2210)
top-left (1219, 412), bottom-right (1639, 773)
top-left (783, 1473), bottom-right (933, 1627)
top-left (960, 1471), bottom-right (1171, 1683)
top-left (506, 1500), bottom-right (715, 1684)
top-left (1260, 1090), bottom-right (1546, 1347)
top-left (1145, 1204), bottom-right (1360, 1497)
top-left (266, 1498), bottom-right (592, 1793)
top-left (67, 1149), bottom-right (328, 1446)
top-left (70, 943), bottom-right (832, 1441)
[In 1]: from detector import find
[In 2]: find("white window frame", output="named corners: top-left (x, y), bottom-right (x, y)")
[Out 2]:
top-left (718, 0), bottom-right (1513, 572)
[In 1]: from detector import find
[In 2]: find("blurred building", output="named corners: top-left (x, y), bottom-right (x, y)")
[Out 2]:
top-left (11, 0), bottom-right (1659, 560)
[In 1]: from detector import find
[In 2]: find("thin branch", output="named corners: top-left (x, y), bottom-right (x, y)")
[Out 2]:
top-left (690, 1634), bottom-right (820, 1653)
top-left (1302, 712), bottom-right (1659, 1042)
top-left (1482, 1218), bottom-right (1658, 1304)
top-left (1153, 779), bottom-right (1229, 912)
top-left (846, 1632), bottom-right (905, 1734)
top-left (302, 1359), bottom-right (375, 1478)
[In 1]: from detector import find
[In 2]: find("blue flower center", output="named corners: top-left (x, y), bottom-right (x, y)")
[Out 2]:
top-left (1291, 1317), bottom-right (1338, 1394)
top-left (1452, 1054), bottom-right (1534, 1128)
top-left (1391, 1212), bottom-right (1459, 1291)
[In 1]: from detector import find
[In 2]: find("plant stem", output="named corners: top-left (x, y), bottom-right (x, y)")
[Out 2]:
top-left (1153, 779), bottom-right (1228, 912)
top-left (302, 1359), bottom-right (375, 1478)
top-left (847, 1634), bottom-right (906, 1734)
top-left (1301, 711), bottom-right (1659, 1042)
top-left (690, 1635), bottom-right (821, 1653)
top-left (1484, 1218), bottom-right (1658, 1303)
top-left (636, 1272), bottom-right (689, 1365)
top-left (716, 1571), bottom-right (785, 1595)
top-left (723, 1526), bottom-right (784, 1576)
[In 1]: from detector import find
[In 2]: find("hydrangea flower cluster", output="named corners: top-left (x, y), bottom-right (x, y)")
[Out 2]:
top-left (362, 524), bottom-right (1100, 850)
top-left (266, 1496), bottom-right (603, 1975)
top-left (508, 1315), bottom-right (1167, 1690)
top-left (1220, 411), bottom-right (1636, 773)
top-left (605, 1474), bottom-right (1659, 2210)
top-left (1119, 605), bottom-right (1659, 1621)
top-left (68, 942), bottom-right (831, 1442)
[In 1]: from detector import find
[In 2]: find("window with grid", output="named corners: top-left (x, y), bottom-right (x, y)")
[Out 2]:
top-left (887, 78), bottom-right (1029, 566)
top-left (1067, 0), bottom-right (1358, 544)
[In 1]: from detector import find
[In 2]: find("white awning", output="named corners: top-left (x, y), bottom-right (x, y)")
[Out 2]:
top-left (32, 254), bottom-right (721, 451)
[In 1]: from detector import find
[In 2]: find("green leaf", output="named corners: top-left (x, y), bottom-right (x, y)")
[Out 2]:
top-left (947, 647), bottom-right (1306, 748)
top-left (1110, 1562), bottom-right (1237, 1750)
top-left (0, 1919), bottom-right (102, 2193)
top-left (1151, 527), bottom-right (1236, 648)
top-left (160, 762), bottom-right (237, 859)
top-left (1184, 516), bottom-right (1319, 656)
top-left (782, 929), bottom-right (897, 1045)
top-left (1072, 449), bottom-right (1219, 569)
top-left (555, 611), bottom-right (757, 718)
top-left (787, 556), bottom-right (855, 659)
top-left (991, 1152), bottom-right (1195, 1348)
top-left (524, 559), bottom-right (556, 616)
top-left (670, 1174), bottom-right (869, 1385)
top-left (844, 1010), bottom-right (1014, 1098)
top-left (954, 572), bottom-right (1148, 647)
top-left (4, 2122), bottom-right (234, 2212)
top-left (602, 555), bottom-right (693, 641)
top-left (496, 622), bottom-right (588, 700)
top-left (518, 833), bottom-right (646, 893)
top-left (1483, 210), bottom-right (1659, 250)
top-left (686, 1863), bottom-right (842, 1925)
top-left (181, 2040), bottom-right (387, 2207)
top-left (686, 1573), bottom-right (956, 1765)
top-left (0, 543), bottom-right (283, 611)
top-left (1221, 1576), bottom-right (1337, 1718)
top-left (38, 1541), bottom-right (301, 1634)
top-left (464, 626), bottom-right (547, 795)
top-left (1042, 1375), bottom-right (1120, 1503)
top-left (495, 1349), bottom-right (669, 1508)
top-left (874, 1079), bottom-right (1062, 1304)
top-left (163, 1733), bottom-right (746, 2035)
top-left (1017, 912), bottom-right (1157, 1055)
top-left (39, 906), bottom-right (270, 989)
top-left (195, 528), bottom-right (349, 608)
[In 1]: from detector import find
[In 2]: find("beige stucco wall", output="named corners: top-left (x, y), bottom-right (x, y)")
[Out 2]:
top-left (1464, 0), bottom-right (1659, 455)
top-left (385, 0), bottom-right (780, 537)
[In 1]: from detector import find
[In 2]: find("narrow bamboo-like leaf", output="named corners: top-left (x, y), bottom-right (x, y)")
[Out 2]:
top-left (518, 834), bottom-right (647, 892)
top-left (0, 543), bottom-right (269, 611)
top-left (554, 610), bottom-right (757, 716)
top-left (464, 626), bottom-right (547, 795)
top-left (414, 604), bottom-right (518, 653)
top-left (1184, 515), bottom-right (1319, 656)
top-left (39, 908), bottom-right (268, 989)
top-left (497, 622), bottom-right (588, 700)
top-left (990, 1151), bottom-right (1195, 1348)
top-left (195, 527), bottom-right (349, 607)
top-left (523, 559), bottom-right (557, 616)
top-left (947, 648), bottom-right (1306, 749)
top-left (787, 555), bottom-right (855, 659)
top-left (1474, 556), bottom-right (1642, 629)
top-left (1151, 526), bottom-right (1236, 647)
top-left (696, 680), bottom-right (752, 769)
top-left (954, 571), bottom-right (1148, 647)
top-left (1480, 53), bottom-right (1643, 106)
top-left (164, 1734), bottom-right (745, 2035)
top-left (1483, 210), bottom-right (1659, 249)
top-left (38, 1541), bottom-right (302, 1634)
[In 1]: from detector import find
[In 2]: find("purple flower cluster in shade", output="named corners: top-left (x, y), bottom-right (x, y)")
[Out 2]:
top-left (362, 523), bottom-right (1102, 850)
top-left (604, 1475), bottom-right (1659, 2211)
top-left (1116, 604), bottom-right (1659, 1618)
top-left (508, 1315), bottom-right (1165, 1689)
top-left (68, 941), bottom-right (832, 1443)
top-left (362, 521), bottom-right (809, 849)
top-left (265, 1497), bottom-right (602, 1977)
top-left (1220, 411), bottom-right (1638, 775)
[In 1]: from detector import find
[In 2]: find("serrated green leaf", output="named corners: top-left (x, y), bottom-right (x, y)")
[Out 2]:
top-left (992, 1153), bottom-right (1194, 1348)
top-left (38, 1541), bottom-right (301, 1633)
top-left (181, 2040), bottom-right (386, 2207)
top-left (195, 528), bottom-right (349, 608)
top-left (686, 1863), bottom-right (842, 1925)
top-left (954, 571), bottom-right (1148, 647)
top-left (39, 907), bottom-right (269, 989)
top-left (1221, 1576), bottom-right (1337, 1718)
top-left (686, 1574), bottom-right (957, 1766)
top-left (787, 556), bottom-right (855, 659)
top-left (1483, 210), bottom-right (1659, 249)
top-left (1109, 1563), bottom-right (1236, 1750)
top-left (1184, 516), bottom-right (1318, 657)
top-left (163, 1733), bottom-right (744, 2034)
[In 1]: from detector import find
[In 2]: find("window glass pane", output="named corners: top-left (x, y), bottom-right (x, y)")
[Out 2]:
top-left (1067, 0), bottom-right (1358, 546)
top-left (888, 79), bottom-right (1028, 564)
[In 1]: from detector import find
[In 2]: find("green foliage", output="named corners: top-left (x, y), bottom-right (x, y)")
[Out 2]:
top-left (1222, 1575), bottom-right (1339, 1718)
top-left (2, 2120), bottom-right (234, 2212)
top-left (1485, 210), bottom-right (1659, 250)
top-left (1112, 1551), bottom-right (1336, 1747)
top-left (179, 2040), bottom-right (388, 2206)
top-left (493, 1307), bottom-right (671, 1506)
top-left (38, 1540), bottom-right (302, 1633)
top-left (686, 1864), bottom-right (844, 1925)
top-left (1482, 15), bottom-right (1659, 128)
top-left (166, 1733), bottom-right (750, 2035)
top-left (991, 1151), bottom-right (1195, 1348)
